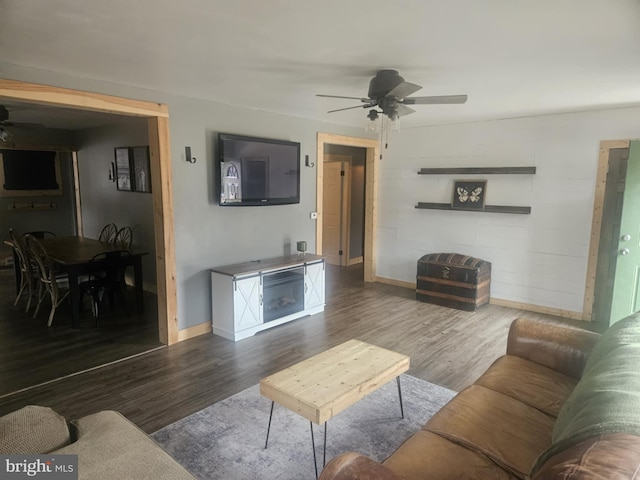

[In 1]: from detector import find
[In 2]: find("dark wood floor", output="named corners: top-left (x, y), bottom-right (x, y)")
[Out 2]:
top-left (0, 268), bottom-right (161, 396)
top-left (0, 264), bottom-right (605, 433)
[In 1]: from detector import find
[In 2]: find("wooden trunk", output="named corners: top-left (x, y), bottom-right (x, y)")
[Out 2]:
top-left (416, 253), bottom-right (491, 312)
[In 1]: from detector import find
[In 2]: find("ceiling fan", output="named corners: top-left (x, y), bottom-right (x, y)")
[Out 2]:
top-left (0, 105), bottom-right (45, 130)
top-left (0, 105), bottom-right (46, 142)
top-left (317, 69), bottom-right (468, 121)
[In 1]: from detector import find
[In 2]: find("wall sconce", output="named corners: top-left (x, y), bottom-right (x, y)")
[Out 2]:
top-left (305, 154), bottom-right (315, 168)
top-left (185, 146), bottom-right (196, 164)
top-left (108, 162), bottom-right (116, 182)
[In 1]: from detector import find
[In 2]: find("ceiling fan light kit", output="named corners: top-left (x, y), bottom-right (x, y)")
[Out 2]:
top-left (0, 127), bottom-right (13, 143)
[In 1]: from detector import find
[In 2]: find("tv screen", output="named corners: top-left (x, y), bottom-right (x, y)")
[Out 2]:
top-left (218, 133), bottom-right (300, 206)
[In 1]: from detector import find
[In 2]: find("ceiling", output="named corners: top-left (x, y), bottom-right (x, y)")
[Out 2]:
top-left (1, 0), bottom-right (640, 131)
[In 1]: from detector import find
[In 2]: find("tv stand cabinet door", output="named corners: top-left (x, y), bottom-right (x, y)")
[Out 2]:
top-left (304, 261), bottom-right (325, 310)
top-left (233, 275), bottom-right (263, 331)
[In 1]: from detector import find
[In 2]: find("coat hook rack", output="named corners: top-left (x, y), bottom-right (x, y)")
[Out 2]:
top-left (9, 201), bottom-right (57, 211)
top-left (185, 146), bottom-right (197, 164)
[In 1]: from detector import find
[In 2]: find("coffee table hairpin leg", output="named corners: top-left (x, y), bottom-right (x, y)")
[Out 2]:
top-left (265, 401), bottom-right (326, 479)
top-left (397, 376), bottom-right (404, 418)
top-left (264, 376), bottom-right (404, 479)
top-left (264, 401), bottom-right (275, 449)
top-left (309, 421), bottom-right (328, 479)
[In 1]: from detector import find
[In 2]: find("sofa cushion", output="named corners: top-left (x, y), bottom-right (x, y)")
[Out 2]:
top-left (532, 313), bottom-right (640, 473)
top-left (531, 433), bottom-right (640, 479)
top-left (383, 430), bottom-right (518, 480)
top-left (423, 385), bottom-right (555, 479)
top-left (320, 452), bottom-right (407, 480)
top-left (475, 355), bottom-right (578, 418)
top-left (0, 405), bottom-right (71, 454)
top-left (54, 410), bottom-right (194, 479)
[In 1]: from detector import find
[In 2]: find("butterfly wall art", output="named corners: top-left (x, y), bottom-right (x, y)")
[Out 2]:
top-left (451, 180), bottom-right (487, 210)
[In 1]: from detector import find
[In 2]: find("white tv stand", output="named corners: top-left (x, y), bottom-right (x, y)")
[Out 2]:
top-left (210, 254), bottom-right (325, 341)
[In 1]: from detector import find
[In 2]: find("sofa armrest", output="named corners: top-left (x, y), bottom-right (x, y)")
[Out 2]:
top-left (507, 318), bottom-right (600, 379)
top-left (319, 452), bottom-right (406, 480)
top-left (54, 411), bottom-right (195, 479)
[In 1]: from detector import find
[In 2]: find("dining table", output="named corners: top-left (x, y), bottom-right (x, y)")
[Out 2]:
top-left (9, 235), bottom-right (148, 328)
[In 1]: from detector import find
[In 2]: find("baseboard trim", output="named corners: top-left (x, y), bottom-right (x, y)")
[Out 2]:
top-left (373, 276), bottom-right (584, 321)
top-left (347, 256), bottom-right (364, 266)
top-left (374, 276), bottom-right (415, 289)
top-left (489, 298), bottom-right (583, 321)
top-left (178, 322), bottom-right (212, 342)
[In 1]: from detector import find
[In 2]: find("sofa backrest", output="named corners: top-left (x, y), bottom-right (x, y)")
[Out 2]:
top-left (507, 318), bottom-right (600, 379)
top-left (531, 313), bottom-right (640, 477)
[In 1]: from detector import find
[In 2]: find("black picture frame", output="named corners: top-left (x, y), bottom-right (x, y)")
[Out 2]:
top-left (114, 146), bottom-right (151, 193)
top-left (115, 147), bottom-right (131, 191)
top-left (132, 146), bottom-right (151, 193)
top-left (451, 180), bottom-right (487, 210)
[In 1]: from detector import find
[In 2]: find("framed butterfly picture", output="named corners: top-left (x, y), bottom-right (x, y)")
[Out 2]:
top-left (452, 180), bottom-right (487, 210)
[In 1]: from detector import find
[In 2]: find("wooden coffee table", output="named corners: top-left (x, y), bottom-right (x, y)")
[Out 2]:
top-left (260, 339), bottom-right (410, 478)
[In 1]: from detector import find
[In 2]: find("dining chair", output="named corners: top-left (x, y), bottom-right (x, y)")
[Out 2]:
top-left (24, 234), bottom-right (70, 327)
top-left (8, 229), bottom-right (37, 313)
top-left (114, 226), bottom-right (132, 249)
top-left (98, 223), bottom-right (118, 244)
top-left (79, 250), bottom-right (131, 324)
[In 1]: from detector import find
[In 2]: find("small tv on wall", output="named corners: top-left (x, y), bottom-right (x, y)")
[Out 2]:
top-left (218, 133), bottom-right (300, 206)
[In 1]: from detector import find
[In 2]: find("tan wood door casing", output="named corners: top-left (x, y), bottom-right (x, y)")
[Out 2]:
top-left (316, 133), bottom-right (378, 282)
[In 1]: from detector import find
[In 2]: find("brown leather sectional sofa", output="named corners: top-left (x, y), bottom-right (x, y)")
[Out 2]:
top-left (320, 315), bottom-right (640, 479)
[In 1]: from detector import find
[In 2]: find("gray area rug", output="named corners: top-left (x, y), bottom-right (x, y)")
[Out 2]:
top-left (152, 374), bottom-right (456, 479)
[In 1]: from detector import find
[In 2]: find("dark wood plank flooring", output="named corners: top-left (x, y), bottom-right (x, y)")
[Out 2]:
top-left (0, 264), bottom-right (606, 433)
top-left (0, 269), bottom-right (161, 396)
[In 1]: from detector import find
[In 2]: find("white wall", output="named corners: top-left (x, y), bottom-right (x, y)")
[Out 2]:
top-left (377, 107), bottom-right (640, 314)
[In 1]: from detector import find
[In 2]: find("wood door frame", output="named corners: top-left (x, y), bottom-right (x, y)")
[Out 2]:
top-left (316, 133), bottom-right (378, 281)
top-left (0, 79), bottom-right (179, 345)
top-left (583, 139), bottom-right (632, 321)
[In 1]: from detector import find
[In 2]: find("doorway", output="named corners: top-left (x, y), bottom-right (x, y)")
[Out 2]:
top-left (322, 151), bottom-right (366, 267)
top-left (585, 139), bottom-right (640, 325)
top-left (0, 79), bottom-right (178, 345)
top-left (316, 133), bottom-right (378, 281)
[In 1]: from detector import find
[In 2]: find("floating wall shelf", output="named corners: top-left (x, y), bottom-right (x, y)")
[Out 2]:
top-left (416, 166), bottom-right (534, 214)
top-left (417, 166), bottom-right (536, 175)
top-left (415, 202), bottom-right (531, 215)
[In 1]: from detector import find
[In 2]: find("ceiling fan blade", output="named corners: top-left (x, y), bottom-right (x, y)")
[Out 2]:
top-left (403, 95), bottom-right (468, 105)
top-left (386, 82), bottom-right (422, 99)
top-left (327, 104), bottom-right (370, 113)
top-left (317, 94), bottom-right (371, 102)
top-left (396, 104), bottom-right (416, 117)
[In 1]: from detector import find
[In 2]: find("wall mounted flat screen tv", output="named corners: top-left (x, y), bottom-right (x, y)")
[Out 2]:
top-left (218, 133), bottom-right (300, 206)
top-left (0, 149), bottom-right (63, 197)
